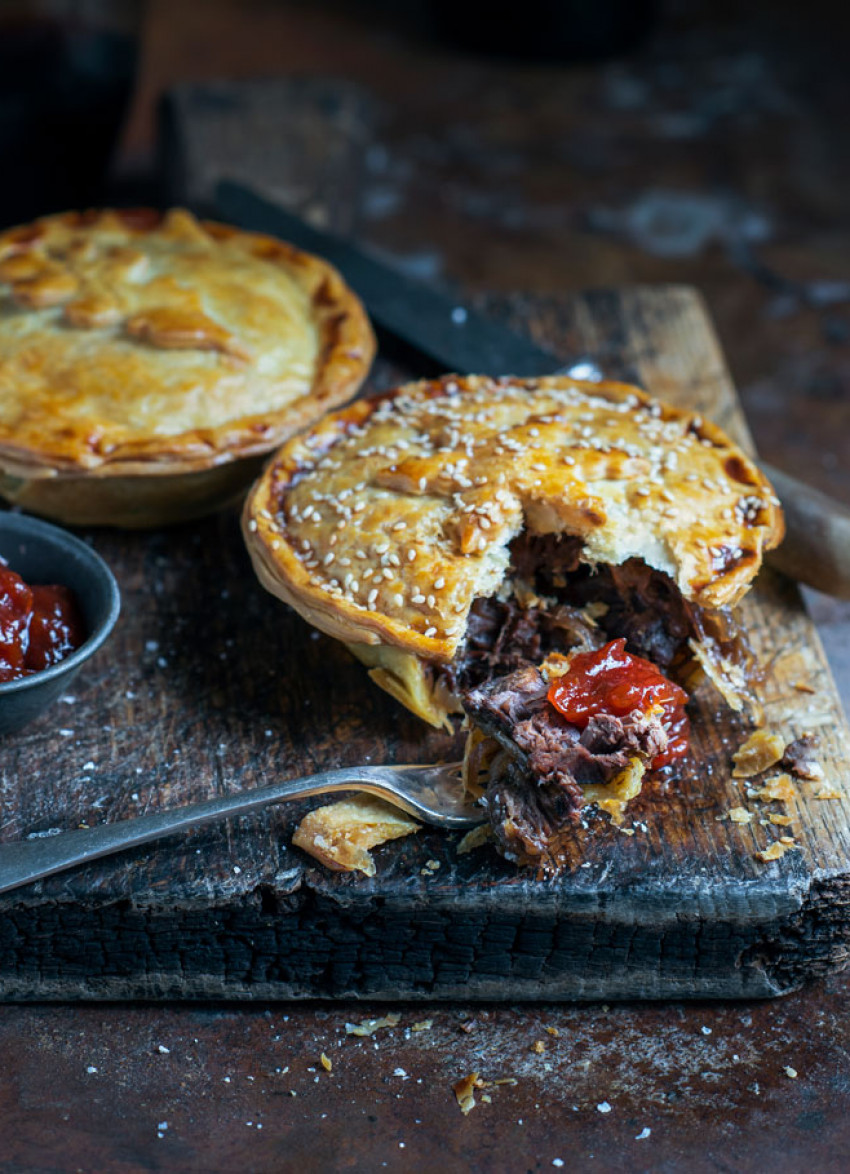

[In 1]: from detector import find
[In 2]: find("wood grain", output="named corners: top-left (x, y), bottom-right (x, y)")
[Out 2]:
top-left (0, 286), bottom-right (847, 1000)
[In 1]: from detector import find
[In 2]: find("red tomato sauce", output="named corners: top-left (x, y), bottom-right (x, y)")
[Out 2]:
top-left (0, 561), bottom-right (85, 682)
top-left (547, 637), bottom-right (689, 769)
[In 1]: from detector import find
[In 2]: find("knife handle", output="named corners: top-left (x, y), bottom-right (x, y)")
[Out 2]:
top-left (761, 462), bottom-right (850, 599)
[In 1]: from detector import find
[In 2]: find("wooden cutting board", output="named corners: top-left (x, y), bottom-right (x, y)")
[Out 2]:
top-left (0, 285), bottom-right (848, 1001)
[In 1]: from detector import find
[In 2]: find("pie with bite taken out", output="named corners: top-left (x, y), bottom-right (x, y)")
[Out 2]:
top-left (0, 208), bottom-right (374, 527)
top-left (243, 374), bottom-right (784, 873)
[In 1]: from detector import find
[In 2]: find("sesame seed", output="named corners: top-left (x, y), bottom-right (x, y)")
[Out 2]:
top-left (418, 477), bottom-right (427, 491)
top-left (248, 520), bottom-right (257, 532)
top-left (394, 593), bottom-right (404, 607)
top-left (434, 577), bottom-right (446, 590)
top-left (412, 593), bottom-right (426, 604)
top-left (382, 568), bottom-right (393, 580)
top-left (368, 589), bottom-right (378, 604)
top-left (407, 549), bottom-right (417, 562)
top-left (424, 627), bottom-right (437, 638)
top-left (427, 594), bottom-right (436, 608)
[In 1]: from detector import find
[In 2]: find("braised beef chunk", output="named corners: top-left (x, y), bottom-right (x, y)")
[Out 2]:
top-left (464, 664), bottom-right (667, 799)
top-left (510, 532), bottom-right (584, 588)
top-left (595, 562), bottom-right (693, 670)
top-left (448, 596), bottom-right (601, 693)
top-left (485, 760), bottom-right (580, 868)
top-left (781, 733), bottom-right (824, 781)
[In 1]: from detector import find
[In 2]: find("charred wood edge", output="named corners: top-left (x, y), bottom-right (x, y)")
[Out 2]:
top-left (741, 875), bottom-right (850, 991)
top-left (0, 871), bottom-right (846, 1002)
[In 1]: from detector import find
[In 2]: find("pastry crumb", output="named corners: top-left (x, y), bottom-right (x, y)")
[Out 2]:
top-left (457, 825), bottom-right (495, 855)
top-left (453, 1072), bottom-right (478, 1115)
top-left (755, 840), bottom-right (800, 862)
top-left (320, 1053), bottom-right (332, 1073)
top-left (729, 806), bottom-right (754, 824)
top-left (732, 730), bottom-right (785, 778)
top-left (345, 1013), bottom-right (401, 1037)
top-left (754, 774), bottom-right (796, 804)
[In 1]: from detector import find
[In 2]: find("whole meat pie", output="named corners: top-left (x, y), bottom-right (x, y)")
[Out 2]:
top-left (0, 208), bottom-right (374, 527)
top-left (244, 375), bottom-right (784, 870)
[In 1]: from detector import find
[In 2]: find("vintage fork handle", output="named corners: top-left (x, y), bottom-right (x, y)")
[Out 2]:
top-left (0, 767), bottom-right (436, 897)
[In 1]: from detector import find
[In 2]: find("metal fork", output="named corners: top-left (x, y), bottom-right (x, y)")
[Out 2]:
top-left (0, 763), bottom-right (482, 897)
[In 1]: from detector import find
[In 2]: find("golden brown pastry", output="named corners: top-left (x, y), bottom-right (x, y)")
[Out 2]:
top-left (245, 373), bottom-right (782, 708)
top-left (0, 208), bottom-right (374, 526)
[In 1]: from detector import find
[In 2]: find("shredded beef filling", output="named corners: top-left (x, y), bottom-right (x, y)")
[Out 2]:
top-left (445, 595), bottom-right (602, 695)
top-left (464, 665), bottom-right (668, 865)
top-left (446, 531), bottom-right (755, 869)
top-left (486, 759), bottom-right (582, 868)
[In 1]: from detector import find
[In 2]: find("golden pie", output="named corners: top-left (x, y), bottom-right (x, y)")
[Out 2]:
top-left (0, 208), bottom-right (375, 526)
top-left (243, 374), bottom-right (784, 871)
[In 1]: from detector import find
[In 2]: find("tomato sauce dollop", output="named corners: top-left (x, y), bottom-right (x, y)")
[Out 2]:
top-left (547, 638), bottom-right (690, 769)
top-left (0, 561), bottom-right (85, 683)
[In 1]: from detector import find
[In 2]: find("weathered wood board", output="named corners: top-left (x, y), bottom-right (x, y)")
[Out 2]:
top-left (0, 285), bottom-right (848, 1001)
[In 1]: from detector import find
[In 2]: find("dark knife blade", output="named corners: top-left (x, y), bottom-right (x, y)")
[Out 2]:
top-left (215, 179), bottom-right (573, 378)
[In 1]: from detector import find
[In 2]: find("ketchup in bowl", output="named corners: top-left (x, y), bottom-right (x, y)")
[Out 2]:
top-left (547, 637), bottom-right (690, 769)
top-left (0, 558), bottom-right (85, 682)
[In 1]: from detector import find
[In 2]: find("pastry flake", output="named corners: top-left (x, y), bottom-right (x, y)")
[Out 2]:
top-left (292, 795), bottom-right (419, 876)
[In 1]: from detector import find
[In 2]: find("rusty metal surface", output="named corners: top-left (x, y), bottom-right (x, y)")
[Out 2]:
top-left (1, 981), bottom-right (848, 1172)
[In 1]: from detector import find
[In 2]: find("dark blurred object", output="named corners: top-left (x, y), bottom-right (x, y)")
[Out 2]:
top-left (0, 0), bottom-right (143, 228)
top-left (428, 0), bottom-right (656, 60)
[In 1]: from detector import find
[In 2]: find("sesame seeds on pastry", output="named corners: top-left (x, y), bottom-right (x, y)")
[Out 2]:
top-left (243, 374), bottom-right (783, 668)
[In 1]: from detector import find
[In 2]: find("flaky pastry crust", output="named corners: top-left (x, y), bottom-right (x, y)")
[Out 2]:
top-left (0, 208), bottom-right (374, 523)
top-left (244, 375), bottom-right (783, 673)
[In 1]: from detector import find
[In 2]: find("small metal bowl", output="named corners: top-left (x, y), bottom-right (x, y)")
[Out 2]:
top-left (0, 513), bottom-right (120, 735)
